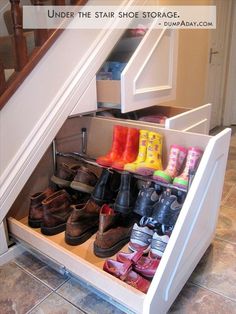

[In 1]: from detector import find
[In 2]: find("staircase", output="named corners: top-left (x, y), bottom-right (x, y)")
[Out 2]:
top-left (0, 0), bottom-right (88, 110)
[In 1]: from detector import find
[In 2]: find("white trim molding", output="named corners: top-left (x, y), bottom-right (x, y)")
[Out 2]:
top-left (223, 0), bottom-right (236, 126)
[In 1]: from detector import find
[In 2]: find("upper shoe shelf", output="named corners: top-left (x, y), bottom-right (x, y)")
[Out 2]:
top-left (96, 19), bottom-right (178, 113)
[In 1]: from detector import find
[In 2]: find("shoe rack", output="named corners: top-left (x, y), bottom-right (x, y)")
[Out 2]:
top-left (6, 115), bottom-right (231, 314)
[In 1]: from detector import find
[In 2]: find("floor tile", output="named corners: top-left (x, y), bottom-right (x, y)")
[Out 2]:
top-left (224, 169), bottom-right (236, 183)
top-left (230, 136), bottom-right (236, 147)
top-left (169, 282), bottom-right (236, 314)
top-left (226, 160), bottom-right (236, 171)
top-left (29, 292), bottom-right (83, 314)
top-left (14, 251), bottom-right (68, 290)
top-left (221, 182), bottom-right (234, 202)
top-left (0, 262), bottom-right (51, 314)
top-left (190, 239), bottom-right (236, 301)
top-left (216, 206), bottom-right (236, 244)
top-left (14, 251), bottom-right (46, 272)
top-left (57, 278), bottom-right (125, 314)
top-left (222, 185), bottom-right (236, 208)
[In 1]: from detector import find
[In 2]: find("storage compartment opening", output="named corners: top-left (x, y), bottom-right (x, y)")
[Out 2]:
top-left (96, 27), bottom-right (178, 113)
top-left (6, 116), bottom-right (213, 312)
top-left (96, 29), bottom-right (146, 107)
top-left (96, 105), bottom-right (190, 125)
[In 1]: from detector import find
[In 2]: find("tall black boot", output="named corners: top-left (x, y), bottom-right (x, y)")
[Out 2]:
top-left (91, 168), bottom-right (120, 205)
top-left (114, 172), bottom-right (138, 214)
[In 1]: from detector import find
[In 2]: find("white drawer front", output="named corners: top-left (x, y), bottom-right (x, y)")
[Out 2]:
top-left (97, 26), bottom-right (178, 113)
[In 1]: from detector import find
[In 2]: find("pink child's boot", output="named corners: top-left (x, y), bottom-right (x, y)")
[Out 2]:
top-left (173, 146), bottom-right (203, 189)
top-left (153, 145), bottom-right (187, 183)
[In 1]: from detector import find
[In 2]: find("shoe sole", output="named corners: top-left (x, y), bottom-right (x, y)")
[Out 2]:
top-left (65, 226), bottom-right (98, 245)
top-left (28, 219), bottom-right (42, 228)
top-left (41, 223), bottom-right (66, 236)
top-left (70, 181), bottom-right (94, 194)
top-left (50, 175), bottom-right (71, 187)
top-left (136, 168), bottom-right (156, 176)
top-left (94, 237), bottom-right (130, 258)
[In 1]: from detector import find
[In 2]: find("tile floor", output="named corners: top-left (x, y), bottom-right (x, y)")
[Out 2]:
top-left (1, 127), bottom-right (236, 314)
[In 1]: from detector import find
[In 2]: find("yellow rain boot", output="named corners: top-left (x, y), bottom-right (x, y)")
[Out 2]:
top-left (124, 130), bottom-right (149, 173)
top-left (135, 131), bottom-right (163, 176)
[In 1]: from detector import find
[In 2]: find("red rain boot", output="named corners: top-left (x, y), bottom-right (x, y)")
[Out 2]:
top-left (96, 125), bottom-right (128, 167)
top-left (112, 128), bottom-right (140, 171)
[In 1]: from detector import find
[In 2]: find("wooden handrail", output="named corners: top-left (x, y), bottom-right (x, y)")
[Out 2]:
top-left (0, 0), bottom-right (88, 110)
top-left (0, 60), bottom-right (6, 94)
top-left (10, 0), bottom-right (28, 71)
top-left (54, 0), bottom-right (66, 4)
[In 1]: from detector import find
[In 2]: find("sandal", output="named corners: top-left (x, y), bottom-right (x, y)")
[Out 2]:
top-left (103, 259), bottom-right (150, 293)
top-left (116, 251), bottom-right (160, 279)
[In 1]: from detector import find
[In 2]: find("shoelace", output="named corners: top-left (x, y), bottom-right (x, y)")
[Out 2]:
top-left (139, 216), bottom-right (160, 229)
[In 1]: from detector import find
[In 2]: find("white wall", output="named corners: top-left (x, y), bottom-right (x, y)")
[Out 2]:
top-left (224, 0), bottom-right (236, 125)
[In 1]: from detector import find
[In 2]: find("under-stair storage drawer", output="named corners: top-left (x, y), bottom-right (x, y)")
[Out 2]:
top-left (96, 25), bottom-right (178, 113)
top-left (7, 116), bottom-right (231, 314)
top-left (97, 103), bottom-right (211, 134)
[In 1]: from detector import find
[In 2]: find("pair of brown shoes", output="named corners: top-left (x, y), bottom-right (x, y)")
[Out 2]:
top-left (28, 188), bottom-right (80, 235)
top-left (65, 168), bottom-right (139, 258)
top-left (64, 168), bottom-right (121, 245)
top-left (93, 204), bottom-right (138, 258)
top-left (51, 162), bottom-right (99, 194)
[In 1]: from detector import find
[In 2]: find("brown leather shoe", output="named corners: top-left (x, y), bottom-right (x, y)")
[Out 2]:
top-left (94, 211), bottom-right (138, 258)
top-left (98, 204), bottom-right (119, 234)
top-left (51, 163), bottom-right (82, 187)
top-left (65, 199), bottom-right (101, 245)
top-left (70, 166), bottom-right (98, 193)
top-left (41, 190), bottom-right (74, 235)
top-left (28, 187), bottom-right (54, 228)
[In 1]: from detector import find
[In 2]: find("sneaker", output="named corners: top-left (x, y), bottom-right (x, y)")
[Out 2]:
top-left (128, 223), bottom-right (154, 253)
top-left (149, 232), bottom-right (170, 259)
top-left (151, 192), bottom-right (182, 228)
top-left (133, 182), bottom-right (160, 217)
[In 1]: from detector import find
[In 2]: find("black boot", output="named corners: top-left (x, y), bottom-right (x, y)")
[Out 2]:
top-left (114, 172), bottom-right (138, 214)
top-left (91, 168), bottom-right (120, 206)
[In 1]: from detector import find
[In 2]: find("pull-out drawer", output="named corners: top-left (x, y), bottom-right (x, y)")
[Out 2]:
top-left (97, 103), bottom-right (211, 134)
top-left (7, 116), bottom-right (231, 314)
top-left (96, 25), bottom-right (178, 113)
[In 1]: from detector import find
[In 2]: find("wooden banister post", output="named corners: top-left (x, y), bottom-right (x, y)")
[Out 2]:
top-left (54, 0), bottom-right (66, 4)
top-left (10, 0), bottom-right (28, 71)
top-left (70, 0), bottom-right (88, 5)
top-left (33, 0), bottom-right (49, 46)
top-left (0, 61), bottom-right (6, 95)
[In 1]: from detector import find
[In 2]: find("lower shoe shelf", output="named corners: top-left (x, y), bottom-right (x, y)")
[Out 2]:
top-left (6, 116), bottom-right (232, 314)
top-left (8, 216), bottom-right (145, 313)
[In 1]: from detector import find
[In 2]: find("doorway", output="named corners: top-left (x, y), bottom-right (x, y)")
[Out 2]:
top-left (205, 0), bottom-right (232, 129)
